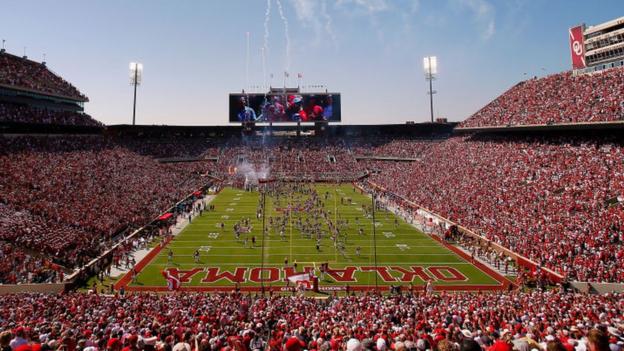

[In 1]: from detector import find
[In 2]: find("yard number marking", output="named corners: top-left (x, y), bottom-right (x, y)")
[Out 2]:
top-left (383, 232), bottom-right (395, 238)
top-left (396, 244), bottom-right (410, 251)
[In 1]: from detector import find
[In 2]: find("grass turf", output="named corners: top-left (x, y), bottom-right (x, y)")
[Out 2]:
top-left (131, 184), bottom-right (500, 289)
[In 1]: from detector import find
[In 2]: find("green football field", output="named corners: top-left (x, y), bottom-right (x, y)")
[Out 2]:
top-left (127, 184), bottom-right (506, 292)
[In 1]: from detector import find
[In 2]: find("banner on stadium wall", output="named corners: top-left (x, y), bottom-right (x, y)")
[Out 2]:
top-left (569, 26), bottom-right (586, 69)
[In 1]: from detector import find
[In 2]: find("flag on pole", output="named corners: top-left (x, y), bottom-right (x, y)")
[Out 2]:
top-left (288, 273), bottom-right (312, 289)
top-left (313, 262), bottom-right (320, 278)
top-left (161, 269), bottom-right (180, 291)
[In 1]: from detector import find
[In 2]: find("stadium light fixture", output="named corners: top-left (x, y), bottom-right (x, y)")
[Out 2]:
top-left (129, 62), bottom-right (143, 125)
top-left (423, 56), bottom-right (437, 123)
top-left (423, 56), bottom-right (437, 75)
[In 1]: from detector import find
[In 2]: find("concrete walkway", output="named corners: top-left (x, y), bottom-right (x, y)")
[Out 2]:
top-left (109, 195), bottom-right (217, 278)
top-left (382, 200), bottom-right (517, 278)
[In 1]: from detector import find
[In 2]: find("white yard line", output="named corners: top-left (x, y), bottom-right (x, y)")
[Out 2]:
top-left (382, 200), bottom-right (508, 283)
top-left (157, 253), bottom-right (458, 257)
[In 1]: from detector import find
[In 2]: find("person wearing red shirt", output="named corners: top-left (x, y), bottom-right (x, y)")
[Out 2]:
top-left (489, 330), bottom-right (513, 351)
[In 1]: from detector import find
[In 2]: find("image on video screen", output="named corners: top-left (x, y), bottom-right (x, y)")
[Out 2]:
top-left (229, 93), bottom-right (341, 122)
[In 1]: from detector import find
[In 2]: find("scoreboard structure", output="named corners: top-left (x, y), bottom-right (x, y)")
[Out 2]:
top-left (229, 87), bottom-right (341, 124)
top-left (570, 16), bottom-right (624, 73)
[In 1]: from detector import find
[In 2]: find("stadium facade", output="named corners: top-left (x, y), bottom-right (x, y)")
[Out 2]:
top-left (570, 15), bottom-right (624, 73)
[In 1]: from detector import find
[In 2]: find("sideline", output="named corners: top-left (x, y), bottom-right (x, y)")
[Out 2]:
top-left (113, 195), bottom-right (217, 291)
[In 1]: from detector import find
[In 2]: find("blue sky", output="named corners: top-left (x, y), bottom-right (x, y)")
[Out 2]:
top-left (2, 0), bottom-right (623, 125)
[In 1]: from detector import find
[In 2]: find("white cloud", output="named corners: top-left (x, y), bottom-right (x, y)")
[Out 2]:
top-left (334, 0), bottom-right (391, 41)
top-left (336, 0), bottom-right (389, 13)
top-left (290, 0), bottom-right (315, 20)
top-left (320, 0), bottom-right (337, 43)
top-left (290, 0), bottom-right (336, 44)
top-left (290, 0), bottom-right (424, 46)
top-left (483, 20), bottom-right (495, 40)
top-left (452, 0), bottom-right (496, 40)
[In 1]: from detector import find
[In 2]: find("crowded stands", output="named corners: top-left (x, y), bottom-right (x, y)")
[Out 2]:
top-left (0, 242), bottom-right (61, 284)
top-left (118, 138), bottom-right (222, 159)
top-left (217, 138), bottom-right (362, 180)
top-left (2, 133), bottom-right (624, 283)
top-left (0, 102), bottom-right (102, 127)
top-left (0, 135), bottom-right (209, 268)
top-left (0, 290), bottom-right (622, 351)
top-left (0, 51), bottom-right (98, 127)
top-left (365, 135), bottom-right (624, 282)
top-left (460, 68), bottom-right (624, 128)
top-left (348, 139), bottom-right (437, 159)
top-left (0, 43), bottom-right (622, 298)
top-left (0, 52), bottom-right (86, 100)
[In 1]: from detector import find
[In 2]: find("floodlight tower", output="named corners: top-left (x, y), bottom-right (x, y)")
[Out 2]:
top-left (423, 56), bottom-right (437, 123)
top-left (129, 62), bottom-right (143, 125)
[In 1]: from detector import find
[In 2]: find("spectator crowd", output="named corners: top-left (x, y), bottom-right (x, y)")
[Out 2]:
top-left (348, 139), bottom-right (438, 159)
top-left (364, 135), bottom-right (624, 282)
top-left (0, 242), bottom-right (60, 284)
top-left (2, 133), bottom-right (624, 283)
top-left (0, 135), bottom-right (210, 274)
top-left (2, 44), bottom-right (624, 292)
top-left (0, 52), bottom-right (86, 100)
top-left (0, 102), bottom-right (103, 127)
top-left (217, 138), bottom-right (362, 182)
top-left (460, 67), bottom-right (624, 128)
top-left (0, 52), bottom-right (100, 127)
top-left (0, 290), bottom-right (622, 351)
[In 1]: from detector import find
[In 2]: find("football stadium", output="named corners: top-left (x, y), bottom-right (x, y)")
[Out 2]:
top-left (1, 2), bottom-right (624, 351)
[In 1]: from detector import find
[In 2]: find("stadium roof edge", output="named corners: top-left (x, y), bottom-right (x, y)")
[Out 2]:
top-left (0, 83), bottom-right (89, 103)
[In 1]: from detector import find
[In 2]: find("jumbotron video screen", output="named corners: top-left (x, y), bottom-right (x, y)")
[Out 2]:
top-left (229, 93), bottom-right (341, 122)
